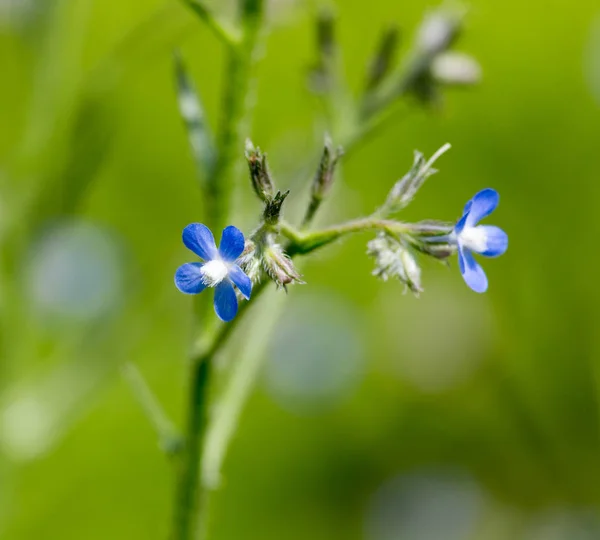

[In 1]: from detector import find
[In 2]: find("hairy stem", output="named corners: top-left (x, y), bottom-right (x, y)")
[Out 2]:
top-left (172, 356), bottom-right (213, 540)
top-left (281, 217), bottom-right (411, 256)
top-left (207, 0), bottom-right (264, 233)
top-left (172, 2), bottom-right (264, 539)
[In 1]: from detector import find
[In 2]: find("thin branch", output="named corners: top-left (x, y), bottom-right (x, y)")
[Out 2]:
top-left (182, 0), bottom-right (241, 47)
top-left (121, 362), bottom-right (183, 454)
top-left (281, 217), bottom-right (412, 256)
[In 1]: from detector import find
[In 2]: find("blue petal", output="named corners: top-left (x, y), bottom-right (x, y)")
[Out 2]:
top-left (464, 189), bottom-right (499, 227)
top-left (214, 280), bottom-right (238, 321)
top-left (463, 199), bottom-right (473, 216)
top-left (477, 226), bottom-right (508, 257)
top-left (229, 264), bottom-right (252, 300)
top-left (182, 223), bottom-right (218, 260)
top-left (454, 212), bottom-right (469, 234)
top-left (458, 247), bottom-right (488, 293)
top-left (218, 225), bottom-right (245, 262)
top-left (175, 263), bottom-right (207, 294)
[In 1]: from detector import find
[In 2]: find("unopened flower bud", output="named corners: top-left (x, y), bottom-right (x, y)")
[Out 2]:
top-left (381, 144), bottom-right (451, 216)
top-left (416, 8), bottom-right (463, 57)
top-left (365, 25), bottom-right (400, 92)
top-left (431, 52), bottom-right (481, 86)
top-left (303, 135), bottom-right (344, 226)
top-left (313, 135), bottom-right (343, 199)
top-left (263, 190), bottom-right (290, 226)
top-left (417, 242), bottom-right (455, 260)
top-left (409, 220), bottom-right (454, 236)
top-left (316, 9), bottom-right (335, 62)
top-left (245, 139), bottom-right (275, 203)
top-left (308, 10), bottom-right (337, 94)
top-left (263, 243), bottom-right (304, 291)
top-left (399, 248), bottom-right (423, 294)
top-left (367, 234), bottom-right (423, 295)
top-left (237, 239), bottom-right (262, 283)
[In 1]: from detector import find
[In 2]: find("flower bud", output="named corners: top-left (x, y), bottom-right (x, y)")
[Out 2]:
top-left (245, 139), bottom-right (275, 203)
top-left (312, 135), bottom-right (343, 200)
top-left (308, 10), bottom-right (337, 95)
top-left (263, 243), bottom-right (304, 291)
top-left (416, 8), bottom-right (463, 57)
top-left (431, 52), bottom-right (481, 86)
top-left (237, 239), bottom-right (262, 283)
top-left (409, 220), bottom-right (454, 236)
top-left (380, 144), bottom-right (451, 216)
top-left (399, 248), bottom-right (423, 295)
top-left (367, 234), bottom-right (423, 295)
top-left (303, 135), bottom-right (343, 225)
top-left (263, 190), bottom-right (290, 226)
top-left (417, 242), bottom-right (455, 260)
top-left (365, 25), bottom-right (400, 92)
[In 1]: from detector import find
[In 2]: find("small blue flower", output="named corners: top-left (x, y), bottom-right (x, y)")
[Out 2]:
top-left (451, 188), bottom-right (508, 293)
top-left (175, 223), bottom-right (252, 322)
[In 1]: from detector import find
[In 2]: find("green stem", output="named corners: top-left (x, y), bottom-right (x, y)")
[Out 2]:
top-left (201, 286), bottom-right (285, 490)
top-left (121, 362), bottom-right (183, 455)
top-left (172, 356), bottom-right (213, 540)
top-left (207, 0), bottom-right (264, 233)
top-left (281, 217), bottom-right (411, 255)
top-left (182, 0), bottom-right (241, 46)
top-left (172, 2), bottom-right (264, 538)
top-left (171, 281), bottom-right (269, 540)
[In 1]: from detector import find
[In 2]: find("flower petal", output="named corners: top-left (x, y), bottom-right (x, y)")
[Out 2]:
top-left (182, 223), bottom-right (218, 260)
top-left (175, 263), bottom-right (207, 294)
top-left (214, 280), bottom-right (238, 321)
top-left (477, 225), bottom-right (508, 257)
top-left (229, 264), bottom-right (252, 300)
top-left (465, 188), bottom-right (499, 227)
top-left (218, 225), bottom-right (245, 262)
top-left (458, 247), bottom-right (488, 293)
top-left (463, 199), bottom-right (473, 216)
top-left (454, 212), bottom-right (469, 234)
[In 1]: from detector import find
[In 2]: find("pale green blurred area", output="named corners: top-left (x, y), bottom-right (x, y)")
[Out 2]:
top-left (1, 0), bottom-right (600, 538)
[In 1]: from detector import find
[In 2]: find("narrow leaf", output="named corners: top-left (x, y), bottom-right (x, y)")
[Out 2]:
top-left (173, 51), bottom-right (217, 183)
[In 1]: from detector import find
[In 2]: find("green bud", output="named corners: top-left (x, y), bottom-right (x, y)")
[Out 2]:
top-left (380, 144), bottom-right (451, 216)
top-left (415, 241), bottom-right (455, 260)
top-left (312, 135), bottom-right (343, 200)
top-left (409, 220), bottom-right (454, 236)
top-left (416, 7), bottom-right (464, 57)
top-left (367, 233), bottom-right (423, 295)
top-left (263, 190), bottom-right (290, 226)
top-left (303, 135), bottom-right (343, 226)
top-left (237, 239), bottom-right (262, 284)
top-left (245, 139), bottom-right (275, 202)
top-left (365, 25), bottom-right (400, 92)
top-left (263, 243), bottom-right (304, 291)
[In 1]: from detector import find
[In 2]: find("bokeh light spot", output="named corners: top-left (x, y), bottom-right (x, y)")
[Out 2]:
top-left (365, 469), bottom-right (486, 540)
top-left (25, 220), bottom-right (124, 322)
top-left (264, 290), bottom-right (366, 413)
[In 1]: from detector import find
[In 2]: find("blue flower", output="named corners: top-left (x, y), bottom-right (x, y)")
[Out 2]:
top-left (174, 224), bottom-right (252, 322)
top-left (451, 188), bottom-right (508, 293)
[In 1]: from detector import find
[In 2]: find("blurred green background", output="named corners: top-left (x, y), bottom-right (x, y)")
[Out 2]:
top-left (2, 0), bottom-right (600, 538)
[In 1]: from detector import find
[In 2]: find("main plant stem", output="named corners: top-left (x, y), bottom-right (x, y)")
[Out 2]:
top-left (171, 282), bottom-right (268, 540)
top-left (172, 3), bottom-right (264, 539)
top-left (172, 357), bottom-right (212, 540)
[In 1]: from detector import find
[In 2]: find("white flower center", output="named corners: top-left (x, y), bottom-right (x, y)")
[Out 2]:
top-left (200, 259), bottom-right (229, 287)
top-left (458, 226), bottom-right (488, 253)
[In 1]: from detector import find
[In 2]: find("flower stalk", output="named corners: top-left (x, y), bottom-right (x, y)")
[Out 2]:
top-left (171, 1), bottom-right (265, 539)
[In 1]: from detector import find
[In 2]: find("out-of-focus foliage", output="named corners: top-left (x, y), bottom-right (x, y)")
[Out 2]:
top-left (1, 0), bottom-right (600, 538)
